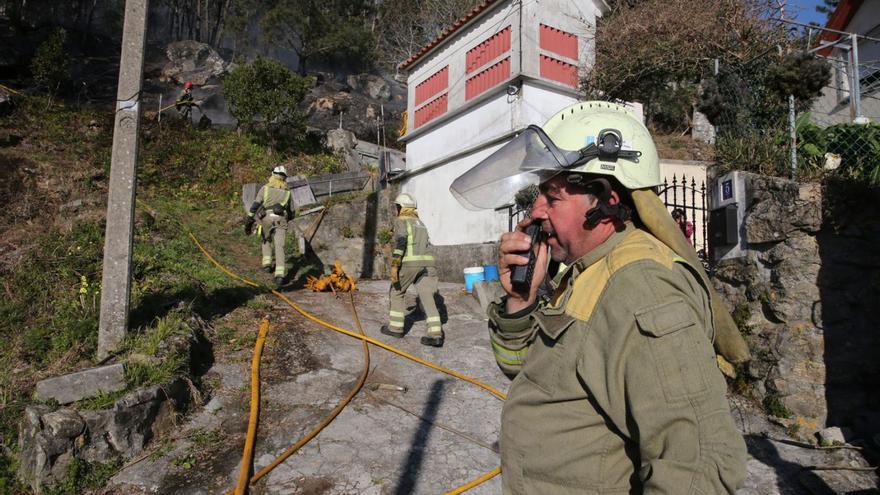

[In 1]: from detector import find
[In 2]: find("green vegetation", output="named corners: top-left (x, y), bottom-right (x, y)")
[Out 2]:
top-left (796, 116), bottom-right (880, 185)
top-left (731, 302), bottom-right (753, 336)
top-left (763, 389), bottom-right (793, 419)
top-left (377, 228), bottom-right (394, 246)
top-left (0, 97), bottom-right (283, 491)
top-left (223, 57), bottom-right (312, 148)
top-left (30, 28), bottom-right (70, 94)
top-left (44, 457), bottom-right (123, 495)
top-left (261, 0), bottom-right (376, 74)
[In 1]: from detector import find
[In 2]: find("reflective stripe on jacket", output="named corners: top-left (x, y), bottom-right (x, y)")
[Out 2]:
top-left (393, 212), bottom-right (434, 267)
top-left (488, 225), bottom-right (747, 494)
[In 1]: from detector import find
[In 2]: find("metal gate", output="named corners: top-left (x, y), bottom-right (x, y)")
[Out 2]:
top-left (659, 174), bottom-right (708, 259)
top-left (500, 175), bottom-right (710, 261)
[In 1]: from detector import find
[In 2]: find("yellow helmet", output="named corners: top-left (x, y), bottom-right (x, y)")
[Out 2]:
top-left (394, 193), bottom-right (417, 208)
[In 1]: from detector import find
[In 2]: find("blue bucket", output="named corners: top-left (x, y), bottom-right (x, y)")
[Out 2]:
top-left (482, 264), bottom-right (499, 281)
top-left (463, 266), bottom-right (485, 293)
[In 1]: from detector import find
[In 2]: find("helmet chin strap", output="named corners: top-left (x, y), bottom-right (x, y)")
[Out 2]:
top-left (567, 176), bottom-right (631, 230)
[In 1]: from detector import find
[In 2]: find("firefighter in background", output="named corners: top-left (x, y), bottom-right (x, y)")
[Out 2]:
top-left (244, 166), bottom-right (293, 287)
top-left (175, 81), bottom-right (196, 121)
top-left (381, 193), bottom-right (444, 347)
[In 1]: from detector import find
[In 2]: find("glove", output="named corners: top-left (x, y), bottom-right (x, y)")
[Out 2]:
top-left (390, 258), bottom-right (401, 290)
top-left (243, 216), bottom-right (255, 236)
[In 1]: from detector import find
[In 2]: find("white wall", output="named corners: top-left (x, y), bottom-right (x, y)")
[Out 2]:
top-left (401, 0), bottom-right (607, 245)
top-left (659, 160), bottom-right (709, 253)
top-left (402, 82), bottom-right (587, 246)
top-left (520, 0), bottom-right (601, 82)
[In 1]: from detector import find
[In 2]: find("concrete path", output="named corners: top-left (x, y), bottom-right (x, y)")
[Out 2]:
top-left (111, 281), bottom-right (508, 494)
top-left (108, 280), bottom-right (879, 494)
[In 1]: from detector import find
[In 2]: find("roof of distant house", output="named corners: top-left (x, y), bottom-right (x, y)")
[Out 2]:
top-left (398, 0), bottom-right (502, 71)
top-left (817, 0), bottom-right (864, 56)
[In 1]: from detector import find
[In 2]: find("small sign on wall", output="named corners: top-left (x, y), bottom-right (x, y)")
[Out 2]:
top-left (722, 179), bottom-right (733, 201)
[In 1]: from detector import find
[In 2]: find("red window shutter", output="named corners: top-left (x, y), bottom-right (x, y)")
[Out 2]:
top-left (415, 67), bottom-right (449, 107)
top-left (540, 55), bottom-right (577, 87)
top-left (539, 24), bottom-right (578, 60)
top-left (465, 57), bottom-right (511, 101)
top-left (466, 26), bottom-right (512, 74)
top-left (414, 94), bottom-right (448, 128)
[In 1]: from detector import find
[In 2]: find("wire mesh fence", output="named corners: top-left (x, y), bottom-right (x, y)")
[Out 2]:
top-left (702, 25), bottom-right (880, 186)
top-left (803, 40), bottom-right (880, 185)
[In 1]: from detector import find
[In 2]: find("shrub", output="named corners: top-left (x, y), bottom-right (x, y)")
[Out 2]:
top-left (796, 117), bottom-right (880, 185)
top-left (222, 57), bottom-right (312, 150)
top-left (31, 28), bottom-right (71, 94)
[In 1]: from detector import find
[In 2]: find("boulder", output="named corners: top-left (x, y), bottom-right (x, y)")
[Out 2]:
top-left (326, 128), bottom-right (357, 153)
top-left (817, 426), bottom-right (851, 445)
top-left (161, 40), bottom-right (230, 85)
top-left (18, 406), bottom-right (82, 494)
top-left (19, 380), bottom-right (190, 493)
top-left (346, 74), bottom-right (391, 101)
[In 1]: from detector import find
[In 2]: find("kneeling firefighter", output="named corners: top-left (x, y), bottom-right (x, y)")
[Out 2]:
top-left (450, 101), bottom-right (749, 493)
top-left (244, 166), bottom-right (294, 286)
top-left (381, 193), bottom-right (444, 347)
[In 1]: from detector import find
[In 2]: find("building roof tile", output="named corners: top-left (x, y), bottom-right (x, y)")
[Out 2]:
top-left (398, 0), bottom-right (503, 71)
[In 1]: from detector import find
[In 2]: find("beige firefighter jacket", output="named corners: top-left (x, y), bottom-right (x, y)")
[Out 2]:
top-left (392, 209), bottom-right (435, 267)
top-left (488, 224), bottom-right (747, 494)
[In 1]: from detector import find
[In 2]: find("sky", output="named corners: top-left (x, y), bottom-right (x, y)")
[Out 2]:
top-left (784, 0), bottom-right (831, 27)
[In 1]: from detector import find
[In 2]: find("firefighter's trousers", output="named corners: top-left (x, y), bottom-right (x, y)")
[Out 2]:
top-left (260, 213), bottom-right (288, 278)
top-left (389, 265), bottom-right (441, 337)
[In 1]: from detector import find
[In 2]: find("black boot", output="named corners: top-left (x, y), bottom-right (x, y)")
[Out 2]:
top-left (380, 325), bottom-right (405, 338)
top-left (420, 332), bottom-right (444, 347)
top-left (274, 276), bottom-right (285, 287)
top-left (263, 266), bottom-right (273, 273)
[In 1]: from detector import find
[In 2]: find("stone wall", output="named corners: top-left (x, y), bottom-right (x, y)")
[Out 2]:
top-left (293, 188), bottom-right (499, 284)
top-left (711, 172), bottom-right (880, 438)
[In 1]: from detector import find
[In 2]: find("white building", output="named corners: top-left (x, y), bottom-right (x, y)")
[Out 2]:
top-left (394, 0), bottom-right (611, 246)
top-left (810, 0), bottom-right (880, 125)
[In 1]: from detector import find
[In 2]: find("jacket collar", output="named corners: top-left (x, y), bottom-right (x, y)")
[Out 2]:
top-left (535, 223), bottom-right (636, 340)
top-left (561, 223), bottom-right (635, 284)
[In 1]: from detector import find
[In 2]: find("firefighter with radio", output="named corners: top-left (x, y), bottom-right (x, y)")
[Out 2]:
top-left (450, 101), bottom-right (749, 494)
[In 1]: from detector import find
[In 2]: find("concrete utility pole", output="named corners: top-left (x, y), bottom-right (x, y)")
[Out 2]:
top-left (98, 0), bottom-right (149, 360)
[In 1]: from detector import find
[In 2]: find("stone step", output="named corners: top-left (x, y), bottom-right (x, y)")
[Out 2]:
top-left (35, 363), bottom-right (126, 405)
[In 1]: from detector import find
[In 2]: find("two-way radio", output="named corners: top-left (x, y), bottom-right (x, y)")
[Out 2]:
top-left (510, 185), bottom-right (541, 293)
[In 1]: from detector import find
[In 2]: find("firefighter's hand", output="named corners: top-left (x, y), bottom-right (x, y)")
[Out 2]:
top-left (390, 259), bottom-right (401, 289)
top-left (498, 217), bottom-right (548, 313)
top-left (243, 216), bottom-right (255, 236)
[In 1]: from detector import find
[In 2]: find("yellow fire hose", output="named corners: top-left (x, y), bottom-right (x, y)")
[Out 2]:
top-left (234, 318), bottom-right (270, 495)
top-left (188, 233), bottom-right (503, 493)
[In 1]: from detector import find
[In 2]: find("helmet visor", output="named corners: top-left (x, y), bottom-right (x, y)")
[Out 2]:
top-left (450, 126), bottom-right (580, 210)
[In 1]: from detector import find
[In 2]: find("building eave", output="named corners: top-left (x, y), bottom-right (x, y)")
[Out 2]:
top-left (397, 0), bottom-right (508, 72)
top-left (817, 0), bottom-right (864, 56)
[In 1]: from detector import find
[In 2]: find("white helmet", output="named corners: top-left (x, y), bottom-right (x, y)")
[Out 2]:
top-left (450, 101), bottom-right (660, 211)
top-left (394, 193), bottom-right (417, 208)
top-left (273, 165), bottom-right (288, 177)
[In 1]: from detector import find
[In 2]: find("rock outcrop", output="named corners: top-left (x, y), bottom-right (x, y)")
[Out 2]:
top-left (161, 40), bottom-right (231, 85)
top-left (19, 381), bottom-right (189, 494)
top-left (712, 173), bottom-right (880, 440)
